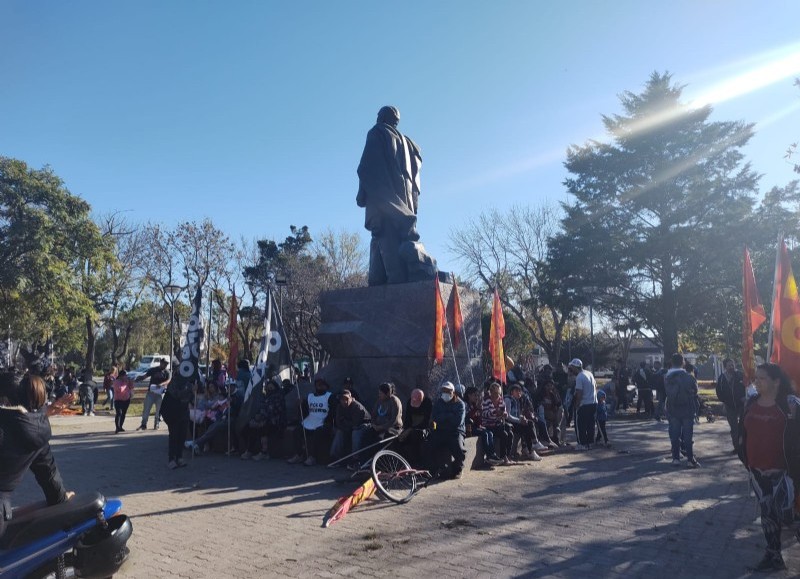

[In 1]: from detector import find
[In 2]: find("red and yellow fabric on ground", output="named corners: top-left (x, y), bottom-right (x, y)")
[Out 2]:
top-left (322, 477), bottom-right (377, 528)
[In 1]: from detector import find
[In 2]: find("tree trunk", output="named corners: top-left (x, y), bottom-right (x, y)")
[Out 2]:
top-left (84, 315), bottom-right (96, 371)
top-left (660, 262), bottom-right (678, 358)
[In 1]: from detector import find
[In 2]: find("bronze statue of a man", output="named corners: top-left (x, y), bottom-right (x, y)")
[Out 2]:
top-left (357, 106), bottom-right (435, 285)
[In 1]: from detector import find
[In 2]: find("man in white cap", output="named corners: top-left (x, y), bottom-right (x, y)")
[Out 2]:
top-left (568, 358), bottom-right (598, 450)
top-left (427, 381), bottom-right (466, 479)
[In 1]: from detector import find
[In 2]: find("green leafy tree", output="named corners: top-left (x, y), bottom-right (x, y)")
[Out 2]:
top-left (0, 157), bottom-right (104, 361)
top-left (555, 72), bottom-right (760, 357)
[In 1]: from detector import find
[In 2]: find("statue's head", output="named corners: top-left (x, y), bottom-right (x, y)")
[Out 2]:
top-left (377, 106), bottom-right (400, 127)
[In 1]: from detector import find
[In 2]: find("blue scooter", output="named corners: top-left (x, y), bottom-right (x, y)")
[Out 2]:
top-left (0, 492), bottom-right (132, 578)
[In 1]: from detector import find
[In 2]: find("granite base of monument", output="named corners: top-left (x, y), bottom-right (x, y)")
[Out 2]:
top-left (316, 280), bottom-right (483, 407)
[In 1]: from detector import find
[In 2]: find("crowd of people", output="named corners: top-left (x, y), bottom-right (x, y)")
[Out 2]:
top-left (9, 351), bottom-right (800, 573)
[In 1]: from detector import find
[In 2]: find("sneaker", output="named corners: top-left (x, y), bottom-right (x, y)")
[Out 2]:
top-left (287, 454), bottom-right (304, 464)
top-left (176, 459), bottom-right (188, 468)
top-left (533, 442), bottom-right (548, 451)
top-left (252, 453), bottom-right (265, 461)
top-left (167, 460), bottom-right (179, 470)
top-left (604, 441), bottom-right (612, 448)
top-left (530, 451), bottom-right (543, 462)
top-left (502, 457), bottom-right (517, 466)
top-left (749, 553), bottom-right (787, 572)
top-left (671, 458), bottom-right (682, 466)
top-left (304, 456), bottom-right (317, 466)
top-left (687, 458), bottom-right (700, 468)
top-left (240, 451), bottom-right (253, 460)
top-left (486, 457), bottom-right (502, 466)
top-left (547, 442), bottom-right (558, 449)
top-left (153, 424), bottom-right (160, 430)
top-left (89, 412), bottom-right (96, 417)
top-left (184, 441), bottom-right (195, 449)
top-left (136, 425), bottom-right (147, 431)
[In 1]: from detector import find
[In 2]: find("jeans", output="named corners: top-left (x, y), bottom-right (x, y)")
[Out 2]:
top-left (115, 399), bottom-right (130, 431)
top-left (655, 397), bottom-right (666, 420)
top-left (668, 416), bottom-right (695, 460)
top-left (489, 424), bottom-right (513, 459)
top-left (195, 417), bottom-right (229, 447)
top-left (330, 424), bottom-right (370, 461)
top-left (80, 386), bottom-right (94, 414)
top-left (473, 427), bottom-right (496, 460)
top-left (575, 404), bottom-right (597, 446)
top-left (512, 421), bottom-right (536, 454)
top-left (141, 390), bottom-right (164, 428)
top-left (427, 431), bottom-right (466, 475)
top-left (105, 388), bottom-right (115, 410)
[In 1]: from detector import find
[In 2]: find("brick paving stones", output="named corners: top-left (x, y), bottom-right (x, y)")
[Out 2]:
top-left (12, 414), bottom-right (798, 578)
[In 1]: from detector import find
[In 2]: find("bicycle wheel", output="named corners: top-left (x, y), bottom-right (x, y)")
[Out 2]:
top-left (371, 449), bottom-right (417, 504)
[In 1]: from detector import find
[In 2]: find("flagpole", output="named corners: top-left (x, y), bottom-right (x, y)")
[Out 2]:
top-left (451, 272), bottom-right (476, 388)
top-left (767, 234), bottom-right (783, 361)
top-left (269, 287), bottom-right (308, 458)
top-left (443, 307), bottom-right (461, 386)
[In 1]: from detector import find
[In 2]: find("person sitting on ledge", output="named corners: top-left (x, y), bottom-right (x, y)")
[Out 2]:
top-left (399, 388), bottom-right (432, 467)
top-left (427, 381), bottom-right (467, 479)
top-left (371, 382), bottom-right (403, 441)
top-left (330, 389), bottom-right (371, 465)
top-left (288, 378), bottom-right (335, 466)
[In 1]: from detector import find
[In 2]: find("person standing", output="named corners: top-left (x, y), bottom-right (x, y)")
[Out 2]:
top-left (614, 360), bottom-right (630, 411)
top-left (665, 353), bottom-right (700, 468)
top-left (738, 363), bottom-right (800, 572)
top-left (716, 358), bottom-right (746, 453)
top-left (103, 366), bottom-right (117, 410)
top-left (112, 369), bottom-right (134, 433)
top-left (634, 362), bottom-right (653, 417)
top-left (651, 360), bottom-right (667, 421)
top-left (569, 359), bottom-right (597, 450)
top-left (136, 359), bottom-right (170, 431)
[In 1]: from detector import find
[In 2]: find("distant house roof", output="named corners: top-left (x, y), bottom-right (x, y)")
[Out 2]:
top-left (629, 337), bottom-right (662, 354)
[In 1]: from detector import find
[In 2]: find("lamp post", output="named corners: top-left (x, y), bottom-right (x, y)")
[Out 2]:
top-left (164, 284), bottom-right (182, 364)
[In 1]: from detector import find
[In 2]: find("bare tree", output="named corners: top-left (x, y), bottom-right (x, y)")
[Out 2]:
top-left (449, 203), bottom-right (577, 364)
top-left (312, 228), bottom-right (368, 288)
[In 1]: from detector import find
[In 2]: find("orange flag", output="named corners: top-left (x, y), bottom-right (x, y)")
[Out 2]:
top-left (226, 292), bottom-right (239, 380)
top-left (489, 289), bottom-right (506, 383)
top-left (449, 277), bottom-right (464, 350)
top-left (433, 277), bottom-right (446, 364)
top-left (742, 248), bottom-right (766, 385)
top-left (770, 241), bottom-right (800, 387)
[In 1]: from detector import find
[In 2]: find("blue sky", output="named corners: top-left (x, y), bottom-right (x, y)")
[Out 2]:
top-left (2, 1), bottom-right (799, 275)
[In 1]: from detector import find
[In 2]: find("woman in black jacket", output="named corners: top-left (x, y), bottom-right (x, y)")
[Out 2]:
top-left (738, 363), bottom-right (800, 572)
top-left (0, 372), bottom-right (72, 538)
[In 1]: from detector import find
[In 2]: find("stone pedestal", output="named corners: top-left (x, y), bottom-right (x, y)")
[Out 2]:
top-left (316, 279), bottom-right (483, 407)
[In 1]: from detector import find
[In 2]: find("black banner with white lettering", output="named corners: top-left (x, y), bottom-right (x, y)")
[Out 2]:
top-left (244, 288), bottom-right (293, 401)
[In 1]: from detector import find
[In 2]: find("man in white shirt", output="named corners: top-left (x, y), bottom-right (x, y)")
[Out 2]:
top-left (569, 358), bottom-right (598, 450)
top-left (287, 378), bottom-right (335, 466)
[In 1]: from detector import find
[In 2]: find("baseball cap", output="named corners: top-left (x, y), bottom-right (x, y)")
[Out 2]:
top-left (440, 381), bottom-right (455, 392)
top-left (568, 358), bottom-right (583, 369)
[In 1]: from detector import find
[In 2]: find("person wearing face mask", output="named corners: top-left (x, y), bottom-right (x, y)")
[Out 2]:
top-left (426, 382), bottom-right (466, 479)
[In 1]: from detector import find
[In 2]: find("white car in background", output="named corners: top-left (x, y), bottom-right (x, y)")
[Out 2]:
top-left (127, 354), bottom-right (171, 381)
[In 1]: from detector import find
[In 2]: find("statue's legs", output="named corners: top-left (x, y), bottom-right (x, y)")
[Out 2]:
top-left (368, 226), bottom-right (408, 285)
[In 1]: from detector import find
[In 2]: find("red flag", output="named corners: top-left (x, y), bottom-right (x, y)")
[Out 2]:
top-left (433, 277), bottom-right (446, 364)
top-left (226, 292), bottom-right (239, 380)
top-left (770, 241), bottom-right (800, 387)
top-left (742, 248), bottom-right (766, 385)
top-left (489, 289), bottom-right (506, 383)
top-left (449, 278), bottom-right (464, 350)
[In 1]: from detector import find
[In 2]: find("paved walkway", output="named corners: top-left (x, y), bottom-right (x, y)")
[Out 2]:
top-left (13, 413), bottom-right (799, 578)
